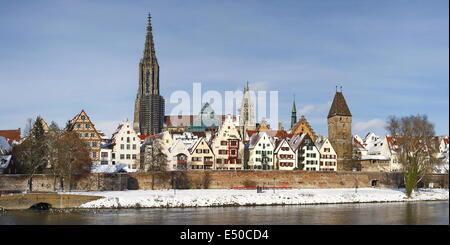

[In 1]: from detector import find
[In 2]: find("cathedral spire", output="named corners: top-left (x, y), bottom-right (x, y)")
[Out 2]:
top-left (143, 12), bottom-right (156, 65)
top-left (134, 13), bottom-right (164, 135)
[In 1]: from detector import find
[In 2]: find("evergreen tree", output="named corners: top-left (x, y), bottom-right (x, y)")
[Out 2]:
top-left (49, 121), bottom-right (60, 131)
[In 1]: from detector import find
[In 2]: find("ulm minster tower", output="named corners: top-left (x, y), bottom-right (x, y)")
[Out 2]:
top-left (134, 14), bottom-right (165, 135)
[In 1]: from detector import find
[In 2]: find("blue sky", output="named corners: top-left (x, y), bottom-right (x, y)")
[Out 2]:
top-left (0, 0), bottom-right (448, 137)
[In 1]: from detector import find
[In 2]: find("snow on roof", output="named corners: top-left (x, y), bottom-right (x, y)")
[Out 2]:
top-left (0, 136), bottom-right (12, 153)
top-left (0, 155), bottom-right (12, 169)
top-left (361, 155), bottom-right (390, 161)
top-left (353, 137), bottom-right (367, 150)
top-left (289, 133), bottom-right (308, 150)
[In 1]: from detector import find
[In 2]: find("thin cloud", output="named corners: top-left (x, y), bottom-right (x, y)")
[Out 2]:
top-left (354, 119), bottom-right (386, 134)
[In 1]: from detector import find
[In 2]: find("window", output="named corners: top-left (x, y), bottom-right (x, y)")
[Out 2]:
top-left (203, 149), bottom-right (209, 153)
top-left (101, 152), bottom-right (108, 158)
top-left (230, 141), bottom-right (237, 146)
top-left (217, 159), bottom-right (222, 164)
top-left (126, 154), bottom-right (131, 159)
top-left (256, 150), bottom-right (261, 154)
top-left (76, 124), bottom-right (81, 128)
top-left (307, 146), bottom-right (313, 151)
top-left (127, 131), bottom-right (130, 134)
top-left (84, 133), bottom-right (89, 137)
top-left (132, 154), bottom-right (137, 159)
top-left (120, 154), bottom-right (124, 160)
top-left (196, 149), bottom-right (202, 153)
top-left (132, 144), bottom-right (136, 150)
top-left (112, 153), bottom-right (115, 159)
top-left (120, 144), bottom-right (124, 150)
top-left (91, 133), bottom-right (95, 137)
top-left (127, 137), bottom-right (130, 143)
top-left (85, 124), bottom-right (90, 128)
top-left (92, 142), bottom-right (97, 147)
top-left (92, 152), bottom-right (97, 158)
top-left (221, 141), bottom-right (227, 146)
top-left (81, 116), bottom-right (86, 120)
top-left (127, 144), bottom-right (130, 150)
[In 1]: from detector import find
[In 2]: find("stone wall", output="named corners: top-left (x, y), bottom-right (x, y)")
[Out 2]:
top-left (0, 174), bottom-right (128, 192)
top-left (0, 171), bottom-right (447, 192)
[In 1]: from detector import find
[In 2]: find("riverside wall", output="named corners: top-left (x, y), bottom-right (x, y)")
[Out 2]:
top-left (0, 171), bottom-right (448, 192)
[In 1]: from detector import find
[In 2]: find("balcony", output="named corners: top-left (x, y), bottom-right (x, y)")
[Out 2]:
top-left (204, 161), bottom-right (214, 166)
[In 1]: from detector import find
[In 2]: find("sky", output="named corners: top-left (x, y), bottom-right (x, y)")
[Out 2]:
top-left (0, 0), bottom-right (448, 137)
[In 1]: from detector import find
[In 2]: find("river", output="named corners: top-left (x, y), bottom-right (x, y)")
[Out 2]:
top-left (0, 201), bottom-right (448, 225)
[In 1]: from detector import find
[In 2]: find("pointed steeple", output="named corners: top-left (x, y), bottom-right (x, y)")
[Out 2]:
top-left (143, 13), bottom-right (157, 65)
top-left (134, 13), bottom-right (165, 135)
top-left (328, 91), bottom-right (352, 118)
top-left (291, 98), bottom-right (297, 129)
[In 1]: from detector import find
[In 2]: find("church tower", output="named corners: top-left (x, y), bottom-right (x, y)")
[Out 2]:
top-left (239, 82), bottom-right (256, 139)
top-left (133, 13), bottom-right (165, 135)
top-left (291, 100), bottom-right (297, 129)
top-left (327, 88), bottom-right (353, 171)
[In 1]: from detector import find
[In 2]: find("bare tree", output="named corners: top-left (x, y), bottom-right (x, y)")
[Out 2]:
top-left (142, 138), bottom-right (168, 172)
top-left (385, 115), bottom-right (440, 198)
top-left (141, 138), bottom-right (168, 190)
top-left (23, 118), bottom-right (34, 137)
top-left (56, 132), bottom-right (92, 191)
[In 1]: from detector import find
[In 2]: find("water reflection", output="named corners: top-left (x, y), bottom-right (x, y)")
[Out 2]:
top-left (0, 201), bottom-right (448, 225)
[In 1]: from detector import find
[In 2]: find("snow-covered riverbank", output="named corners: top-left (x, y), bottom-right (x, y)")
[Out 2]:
top-left (67, 188), bottom-right (449, 209)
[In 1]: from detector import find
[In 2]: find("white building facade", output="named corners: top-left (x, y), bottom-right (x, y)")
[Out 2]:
top-left (111, 120), bottom-right (140, 169)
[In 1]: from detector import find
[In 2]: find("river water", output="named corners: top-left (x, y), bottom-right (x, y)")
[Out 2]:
top-left (0, 201), bottom-right (448, 225)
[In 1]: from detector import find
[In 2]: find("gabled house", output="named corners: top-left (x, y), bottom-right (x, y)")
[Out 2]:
top-left (274, 138), bottom-right (296, 170)
top-left (290, 133), bottom-right (320, 171)
top-left (316, 138), bottom-right (337, 171)
top-left (353, 136), bottom-right (368, 159)
top-left (188, 137), bottom-right (215, 170)
top-left (290, 115), bottom-right (318, 142)
top-left (246, 131), bottom-right (275, 170)
top-left (167, 139), bottom-right (191, 170)
top-left (211, 115), bottom-right (244, 170)
top-left (110, 120), bottom-right (140, 169)
top-left (65, 110), bottom-right (102, 163)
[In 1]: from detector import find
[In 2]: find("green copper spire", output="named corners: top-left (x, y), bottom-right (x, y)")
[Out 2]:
top-left (291, 98), bottom-right (297, 129)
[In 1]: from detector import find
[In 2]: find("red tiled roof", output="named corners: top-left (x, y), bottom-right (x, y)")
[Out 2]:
top-left (353, 137), bottom-right (366, 149)
top-left (138, 135), bottom-right (150, 140)
top-left (0, 129), bottom-right (21, 144)
top-left (246, 129), bottom-right (292, 139)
